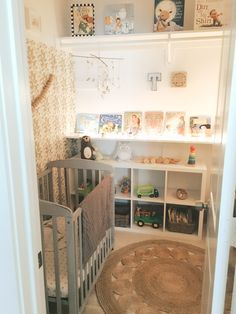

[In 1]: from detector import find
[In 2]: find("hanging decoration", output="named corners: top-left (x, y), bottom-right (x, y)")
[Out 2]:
top-left (73, 54), bottom-right (122, 97)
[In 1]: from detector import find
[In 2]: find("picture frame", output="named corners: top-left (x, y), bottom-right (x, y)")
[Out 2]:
top-left (71, 4), bottom-right (95, 36)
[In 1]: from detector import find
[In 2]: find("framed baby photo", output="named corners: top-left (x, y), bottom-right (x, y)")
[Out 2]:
top-left (71, 3), bottom-right (95, 36)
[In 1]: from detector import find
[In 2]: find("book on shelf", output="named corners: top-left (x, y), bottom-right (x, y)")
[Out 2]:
top-left (164, 111), bottom-right (185, 136)
top-left (75, 113), bottom-right (99, 134)
top-left (104, 3), bottom-right (134, 35)
top-left (144, 111), bottom-right (164, 135)
top-left (123, 112), bottom-right (142, 136)
top-left (189, 115), bottom-right (212, 137)
top-left (98, 114), bottom-right (122, 135)
top-left (154, 0), bottom-right (185, 32)
top-left (194, 0), bottom-right (229, 30)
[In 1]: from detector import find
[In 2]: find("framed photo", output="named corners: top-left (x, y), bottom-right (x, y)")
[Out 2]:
top-left (189, 115), bottom-right (212, 137)
top-left (71, 4), bottom-right (95, 36)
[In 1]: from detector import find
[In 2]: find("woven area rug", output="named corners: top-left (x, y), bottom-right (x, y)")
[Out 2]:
top-left (96, 240), bottom-right (205, 314)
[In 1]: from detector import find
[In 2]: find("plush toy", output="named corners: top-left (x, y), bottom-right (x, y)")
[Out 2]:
top-left (113, 142), bottom-right (132, 161)
top-left (80, 136), bottom-right (96, 160)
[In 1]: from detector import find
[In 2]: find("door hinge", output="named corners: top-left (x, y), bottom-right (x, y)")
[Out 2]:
top-left (38, 251), bottom-right (42, 268)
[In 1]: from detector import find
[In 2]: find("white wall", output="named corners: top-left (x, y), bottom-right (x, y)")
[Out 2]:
top-left (24, 0), bottom-right (68, 45)
top-left (71, 36), bottom-right (222, 132)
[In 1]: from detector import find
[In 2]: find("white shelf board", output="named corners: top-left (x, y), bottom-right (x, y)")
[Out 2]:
top-left (66, 133), bottom-right (215, 144)
top-left (101, 159), bottom-right (207, 173)
top-left (132, 196), bottom-right (165, 204)
top-left (60, 30), bottom-right (223, 47)
top-left (115, 193), bottom-right (131, 200)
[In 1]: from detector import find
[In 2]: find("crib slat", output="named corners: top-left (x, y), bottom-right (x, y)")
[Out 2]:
top-left (74, 169), bottom-right (79, 208)
top-left (66, 216), bottom-right (78, 314)
top-left (65, 168), bottom-right (71, 208)
top-left (91, 170), bottom-right (96, 188)
top-left (83, 169), bottom-right (87, 186)
top-left (52, 217), bottom-right (62, 314)
top-left (57, 168), bottom-right (63, 204)
top-left (40, 215), bottom-right (50, 314)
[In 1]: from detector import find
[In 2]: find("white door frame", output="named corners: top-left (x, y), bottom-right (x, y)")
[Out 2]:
top-left (0, 1), bottom-right (45, 313)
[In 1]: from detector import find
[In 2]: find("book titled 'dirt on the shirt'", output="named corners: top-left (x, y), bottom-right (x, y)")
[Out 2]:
top-left (194, 0), bottom-right (229, 30)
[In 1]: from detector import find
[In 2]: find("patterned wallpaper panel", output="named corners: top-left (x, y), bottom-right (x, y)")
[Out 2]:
top-left (27, 40), bottom-right (76, 174)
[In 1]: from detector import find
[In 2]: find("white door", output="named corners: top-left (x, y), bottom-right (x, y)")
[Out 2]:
top-left (0, 0), bottom-right (46, 313)
top-left (201, 7), bottom-right (236, 313)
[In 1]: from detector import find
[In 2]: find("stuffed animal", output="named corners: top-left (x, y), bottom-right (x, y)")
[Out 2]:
top-left (113, 142), bottom-right (132, 161)
top-left (80, 136), bottom-right (96, 160)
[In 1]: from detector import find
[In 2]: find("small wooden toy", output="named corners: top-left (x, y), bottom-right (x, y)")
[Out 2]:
top-left (171, 71), bottom-right (187, 87)
top-left (176, 188), bottom-right (188, 200)
top-left (187, 145), bottom-right (196, 165)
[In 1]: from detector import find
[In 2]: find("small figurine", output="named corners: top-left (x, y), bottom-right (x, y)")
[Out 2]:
top-left (188, 144), bottom-right (196, 165)
top-left (119, 176), bottom-right (131, 194)
top-left (81, 135), bottom-right (96, 160)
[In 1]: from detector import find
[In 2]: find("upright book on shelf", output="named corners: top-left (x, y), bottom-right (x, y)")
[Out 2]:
top-left (75, 113), bottom-right (99, 134)
top-left (164, 111), bottom-right (185, 136)
top-left (98, 114), bottom-right (122, 135)
top-left (194, 0), bottom-right (229, 30)
top-left (154, 0), bottom-right (185, 32)
top-left (124, 112), bottom-right (142, 136)
top-left (189, 115), bottom-right (212, 137)
top-left (144, 111), bottom-right (164, 135)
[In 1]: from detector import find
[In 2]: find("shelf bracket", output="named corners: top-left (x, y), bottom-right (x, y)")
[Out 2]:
top-left (167, 34), bottom-right (172, 64)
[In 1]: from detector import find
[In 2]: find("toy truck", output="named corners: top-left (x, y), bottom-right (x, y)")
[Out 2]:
top-left (134, 207), bottom-right (162, 228)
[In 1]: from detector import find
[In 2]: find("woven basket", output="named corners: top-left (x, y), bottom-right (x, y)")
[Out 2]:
top-left (166, 221), bottom-right (196, 234)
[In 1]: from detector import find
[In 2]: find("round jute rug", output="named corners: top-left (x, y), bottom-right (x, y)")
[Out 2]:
top-left (96, 240), bottom-right (204, 314)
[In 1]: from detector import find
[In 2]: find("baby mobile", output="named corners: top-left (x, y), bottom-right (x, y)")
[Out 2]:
top-left (73, 53), bottom-right (122, 97)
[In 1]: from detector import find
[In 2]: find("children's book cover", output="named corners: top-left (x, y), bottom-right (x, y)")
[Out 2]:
top-left (98, 114), bottom-right (122, 135)
top-left (189, 116), bottom-right (212, 136)
top-left (124, 112), bottom-right (142, 136)
top-left (154, 0), bottom-right (185, 32)
top-left (75, 113), bottom-right (99, 134)
top-left (144, 111), bottom-right (164, 135)
top-left (164, 112), bottom-right (185, 135)
top-left (194, 0), bottom-right (229, 30)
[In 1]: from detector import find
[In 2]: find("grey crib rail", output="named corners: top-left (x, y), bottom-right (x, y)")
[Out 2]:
top-left (38, 158), bottom-right (113, 209)
top-left (40, 200), bottom-right (113, 314)
top-left (38, 158), bottom-right (114, 314)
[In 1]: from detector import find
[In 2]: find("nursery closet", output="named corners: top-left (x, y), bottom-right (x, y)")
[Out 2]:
top-left (1, 0), bottom-right (236, 314)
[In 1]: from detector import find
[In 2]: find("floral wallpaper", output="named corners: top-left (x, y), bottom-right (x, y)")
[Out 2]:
top-left (27, 39), bottom-right (76, 174)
